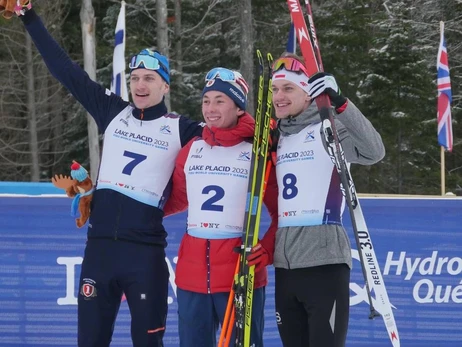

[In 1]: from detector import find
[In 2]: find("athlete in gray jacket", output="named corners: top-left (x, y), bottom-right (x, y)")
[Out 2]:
top-left (270, 53), bottom-right (385, 347)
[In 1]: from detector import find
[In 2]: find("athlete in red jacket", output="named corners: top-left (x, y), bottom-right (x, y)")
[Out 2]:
top-left (164, 68), bottom-right (278, 347)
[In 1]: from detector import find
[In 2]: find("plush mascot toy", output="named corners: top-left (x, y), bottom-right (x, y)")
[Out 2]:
top-left (0, 0), bottom-right (31, 19)
top-left (51, 161), bottom-right (94, 228)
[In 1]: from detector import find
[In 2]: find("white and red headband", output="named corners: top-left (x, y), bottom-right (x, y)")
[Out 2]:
top-left (272, 68), bottom-right (310, 95)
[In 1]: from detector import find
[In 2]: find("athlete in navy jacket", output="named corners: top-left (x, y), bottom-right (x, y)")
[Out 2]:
top-left (17, 3), bottom-right (202, 347)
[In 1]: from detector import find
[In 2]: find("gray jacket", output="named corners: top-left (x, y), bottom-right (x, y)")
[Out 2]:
top-left (273, 100), bottom-right (385, 270)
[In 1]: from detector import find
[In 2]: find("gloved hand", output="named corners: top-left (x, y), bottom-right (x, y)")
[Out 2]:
top-left (307, 72), bottom-right (347, 109)
top-left (0, 0), bottom-right (31, 19)
top-left (246, 243), bottom-right (270, 272)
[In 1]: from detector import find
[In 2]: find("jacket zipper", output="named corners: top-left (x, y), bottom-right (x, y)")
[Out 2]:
top-left (206, 239), bottom-right (211, 293)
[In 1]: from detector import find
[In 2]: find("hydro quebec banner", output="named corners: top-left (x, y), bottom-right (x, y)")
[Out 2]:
top-left (0, 186), bottom-right (461, 346)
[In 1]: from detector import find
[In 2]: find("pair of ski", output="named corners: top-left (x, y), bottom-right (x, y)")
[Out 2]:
top-left (218, 50), bottom-right (274, 347)
top-left (287, 0), bottom-right (400, 346)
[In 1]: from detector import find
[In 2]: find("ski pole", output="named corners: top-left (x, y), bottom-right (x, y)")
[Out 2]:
top-left (218, 258), bottom-right (240, 346)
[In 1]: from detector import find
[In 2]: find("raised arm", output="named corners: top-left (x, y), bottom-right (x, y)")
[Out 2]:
top-left (19, 8), bottom-right (129, 132)
top-left (335, 100), bottom-right (386, 165)
top-left (307, 72), bottom-right (385, 165)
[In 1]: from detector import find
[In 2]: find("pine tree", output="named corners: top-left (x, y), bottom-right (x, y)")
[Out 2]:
top-left (357, 1), bottom-right (437, 194)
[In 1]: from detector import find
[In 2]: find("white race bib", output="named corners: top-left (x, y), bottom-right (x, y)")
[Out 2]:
top-left (185, 140), bottom-right (252, 239)
top-left (97, 107), bottom-right (182, 207)
top-left (276, 122), bottom-right (345, 227)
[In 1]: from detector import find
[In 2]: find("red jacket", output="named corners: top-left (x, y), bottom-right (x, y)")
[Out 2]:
top-left (164, 113), bottom-right (278, 294)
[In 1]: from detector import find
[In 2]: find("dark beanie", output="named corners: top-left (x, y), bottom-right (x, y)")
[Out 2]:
top-left (202, 78), bottom-right (247, 110)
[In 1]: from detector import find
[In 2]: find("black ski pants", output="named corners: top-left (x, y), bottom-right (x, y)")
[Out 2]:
top-left (77, 239), bottom-right (169, 347)
top-left (275, 264), bottom-right (350, 347)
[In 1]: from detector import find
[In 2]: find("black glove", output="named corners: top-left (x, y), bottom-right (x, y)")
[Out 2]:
top-left (308, 72), bottom-right (347, 109)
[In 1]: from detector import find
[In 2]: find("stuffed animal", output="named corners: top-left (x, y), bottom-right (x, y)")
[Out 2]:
top-left (0, 0), bottom-right (31, 19)
top-left (51, 161), bottom-right (94, 228)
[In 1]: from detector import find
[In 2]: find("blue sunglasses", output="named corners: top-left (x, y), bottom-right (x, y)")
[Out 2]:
top-left (205, 67), bottom-right (237, 82)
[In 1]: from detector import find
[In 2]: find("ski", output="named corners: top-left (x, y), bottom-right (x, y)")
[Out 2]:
top-left (286, 0), bottom-right (400, 346)
top-left (232, 50), bottom-right (274, 347)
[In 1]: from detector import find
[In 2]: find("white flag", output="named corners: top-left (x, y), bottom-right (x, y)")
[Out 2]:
top-left (110, 1), bottom-right (128, 101)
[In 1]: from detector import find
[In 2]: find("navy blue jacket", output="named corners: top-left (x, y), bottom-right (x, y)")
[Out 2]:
top-left (21, 10), bottom-right (202, 247)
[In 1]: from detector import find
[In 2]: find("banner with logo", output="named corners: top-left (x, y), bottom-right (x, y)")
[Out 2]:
top-left (0, 188), bottom-right (461, 346)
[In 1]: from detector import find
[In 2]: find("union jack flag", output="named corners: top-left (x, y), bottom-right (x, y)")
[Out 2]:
top-left (437, 21), bottom-right (453, 152)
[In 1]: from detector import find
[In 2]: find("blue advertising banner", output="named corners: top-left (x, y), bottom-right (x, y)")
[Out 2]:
top-left (0, 185), bottom-right (461, 346)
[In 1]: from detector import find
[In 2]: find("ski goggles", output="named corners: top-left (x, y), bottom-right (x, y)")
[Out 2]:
top-left (272, 57), bottom-right (309, 76)
top-left (129, 53), bottom-right (167, 72)
top-left (205, 67), bottom-right (250, 94)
